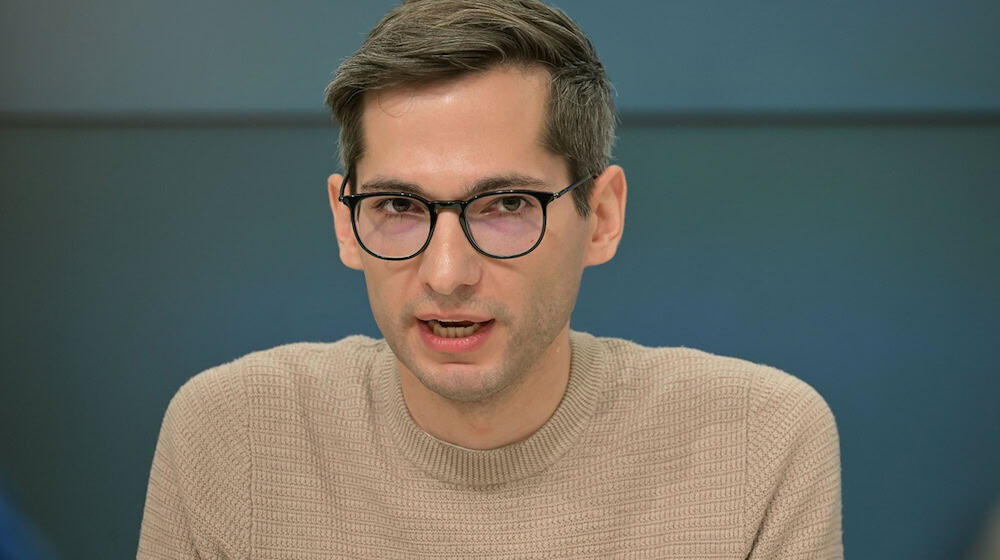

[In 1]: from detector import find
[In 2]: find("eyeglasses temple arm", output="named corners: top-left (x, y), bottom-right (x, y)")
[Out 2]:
top-left (337, 173), bottom-right (351, 203)
top-left (552, 174), bottom-right (598, 199)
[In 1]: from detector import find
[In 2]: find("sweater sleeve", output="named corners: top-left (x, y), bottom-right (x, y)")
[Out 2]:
top-left (743, 369), bottom-right (843, 559)
top-left (137, 366), bottom-right (251, 560)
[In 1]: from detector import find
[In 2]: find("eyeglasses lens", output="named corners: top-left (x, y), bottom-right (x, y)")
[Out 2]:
top-left (354, 193), bottom-right (545, 258)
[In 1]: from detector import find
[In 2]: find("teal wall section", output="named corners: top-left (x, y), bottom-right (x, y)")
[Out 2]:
top-left (2, 124), bottom-right (998, 559)
top-left (2, 1), bottom-right (999, 559)
top-left (3, 0), bottom-right (999, 113)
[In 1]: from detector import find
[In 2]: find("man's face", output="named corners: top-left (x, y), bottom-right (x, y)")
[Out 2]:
top-left (331, 66), bottom-right (594, 403)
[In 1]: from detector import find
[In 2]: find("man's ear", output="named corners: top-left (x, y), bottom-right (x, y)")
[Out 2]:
top-left (327, 173), bottom-right (363, 270)
top-left (583, 165), bottom-right (627, 267)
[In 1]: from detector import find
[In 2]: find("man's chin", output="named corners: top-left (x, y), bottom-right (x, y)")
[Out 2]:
top-left (396, 355), bottom-right (510, 404)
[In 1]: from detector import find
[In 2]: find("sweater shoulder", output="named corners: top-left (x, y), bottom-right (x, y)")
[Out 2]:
top-left (593, 336), bottom-right (789, 389)
top-left (591, 335), bottom-right (834, 425)
top-left (168, 335), bottom-right (387, 422)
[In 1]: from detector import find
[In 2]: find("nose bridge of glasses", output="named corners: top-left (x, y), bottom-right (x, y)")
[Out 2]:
top-left (422, 199), bottom-right (480, 261)
top-left (427, 200), bottom-right (468, 236)
top-left (428, 200), bottom-right (465, 215)
top-left (427, 200), bottom-right (471, 235)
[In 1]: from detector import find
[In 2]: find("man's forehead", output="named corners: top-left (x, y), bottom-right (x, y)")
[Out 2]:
top-left (353, 64), bottom-right (564, 189)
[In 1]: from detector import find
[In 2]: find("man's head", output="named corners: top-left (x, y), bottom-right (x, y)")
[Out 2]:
top-left (324, 0), bottom-right (616, 215)
top-left (324, 0), bottom-right (626, 411)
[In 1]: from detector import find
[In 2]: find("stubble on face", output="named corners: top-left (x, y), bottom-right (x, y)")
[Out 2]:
top-left (351, 66), bottom-right (590, 412)
top-left (367, 268), bottom-right (581, 407)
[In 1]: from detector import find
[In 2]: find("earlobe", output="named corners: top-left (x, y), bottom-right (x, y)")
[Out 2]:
top-left (328, 173), bottom-right (364, 270)
top-left (583, 165), bottom-right (627, 267)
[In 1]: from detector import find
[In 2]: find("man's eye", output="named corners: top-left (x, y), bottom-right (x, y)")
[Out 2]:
top-left (497, 196), bottom-right (529, 212)
top-left (377, 198), bottom-right (417, 214)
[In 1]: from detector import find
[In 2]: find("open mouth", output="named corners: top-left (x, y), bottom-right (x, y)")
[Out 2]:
top-left (425, 319), bottom-right (493, 338)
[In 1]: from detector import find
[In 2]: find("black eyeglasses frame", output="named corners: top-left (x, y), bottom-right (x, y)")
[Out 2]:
top-left (337, 174), bottom-right (594, 260)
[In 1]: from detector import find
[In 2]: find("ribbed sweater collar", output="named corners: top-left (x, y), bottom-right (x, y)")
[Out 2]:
top-left (373, 331), bottom-right (605, 487)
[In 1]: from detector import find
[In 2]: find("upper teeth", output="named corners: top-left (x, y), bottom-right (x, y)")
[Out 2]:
top-left (429, 319), bottom-right (483, 338)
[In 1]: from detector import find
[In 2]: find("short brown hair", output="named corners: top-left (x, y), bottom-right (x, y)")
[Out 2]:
top-left (324, 0), bottom-right (616, 215)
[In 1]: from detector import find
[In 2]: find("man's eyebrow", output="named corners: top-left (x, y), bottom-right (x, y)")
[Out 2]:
top-left (467, 174), bottom-right (548, 196)
top-left (357, 174), bottom-right (550, 199)
top-left (357, 178), bottom-right (428, 196)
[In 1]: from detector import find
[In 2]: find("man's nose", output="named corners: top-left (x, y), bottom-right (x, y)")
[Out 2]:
top-left (417, 210), bottom-right (482, 296)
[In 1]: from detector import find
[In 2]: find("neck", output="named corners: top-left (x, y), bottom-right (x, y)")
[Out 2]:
top-left (398, 326), bottom-right (572, 450)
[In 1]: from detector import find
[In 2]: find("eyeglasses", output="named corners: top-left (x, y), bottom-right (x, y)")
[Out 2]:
top-left (338, 174), bottom-right (593, 260)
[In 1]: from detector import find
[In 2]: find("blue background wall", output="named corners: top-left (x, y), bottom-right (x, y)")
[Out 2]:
top-left (2, 1), bottom-right (998, 559)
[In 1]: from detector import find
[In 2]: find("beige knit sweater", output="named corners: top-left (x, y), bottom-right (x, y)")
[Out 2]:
top-left (138, 331), bottom-right (842, 559)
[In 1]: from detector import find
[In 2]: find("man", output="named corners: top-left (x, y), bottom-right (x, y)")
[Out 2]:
top-left (138, 1), bottom-right (842, 558)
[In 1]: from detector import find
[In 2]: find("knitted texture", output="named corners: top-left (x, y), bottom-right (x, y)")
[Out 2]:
top-left (138, 332), bottom-right (842, 559)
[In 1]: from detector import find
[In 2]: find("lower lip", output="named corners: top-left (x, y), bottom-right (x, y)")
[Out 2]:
top-left (418, 320), bottom-right (495, 354)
